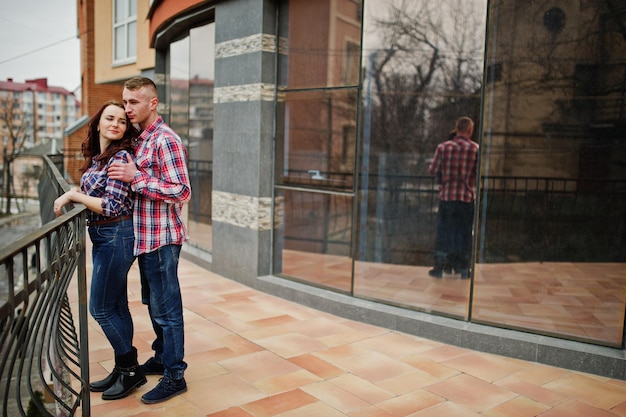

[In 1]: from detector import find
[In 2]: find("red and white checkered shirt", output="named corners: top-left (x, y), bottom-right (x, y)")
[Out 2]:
top-left (429, 135), bottom-right (479, 203)
top-left (131, 116), bottom-right (191, 255)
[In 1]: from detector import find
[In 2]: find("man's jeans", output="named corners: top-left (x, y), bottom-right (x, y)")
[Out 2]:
top-left (88, 218), bottom-right (135, 355)
top-left (138, 244), bottom-right (187, 380)
top-left (433, 201), bottom-right (474, 271)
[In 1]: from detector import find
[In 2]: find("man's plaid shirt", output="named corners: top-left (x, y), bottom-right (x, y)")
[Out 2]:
top-left (130, 116), bottom-right (191, 256)
top-left (428, 135), bottom-right (479, 203)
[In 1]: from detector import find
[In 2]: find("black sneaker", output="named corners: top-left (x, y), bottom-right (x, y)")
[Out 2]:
top-left (141, 376), bottom-right (187, 404)
top-left (140, 357), bottom-right (165, 375)
top-left (428, 268), bottom-right (443, 278)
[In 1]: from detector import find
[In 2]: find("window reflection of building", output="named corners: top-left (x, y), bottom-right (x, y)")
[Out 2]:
top-left (273, 0), bottom-right (626, 348)
top-left (274, 0), bottom-right (362, 293)
top-left (167, 22), bottom-right (216, 256)
top-left (188, 75), bottom-right (214, 233)
top-left (353, 0), bottom-right (487, 319)
top-left (473, 0), bottom-right (626, 345)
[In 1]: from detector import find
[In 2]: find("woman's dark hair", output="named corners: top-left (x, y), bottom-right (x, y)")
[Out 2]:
top-left (79, 100), bottom-right (138, 173)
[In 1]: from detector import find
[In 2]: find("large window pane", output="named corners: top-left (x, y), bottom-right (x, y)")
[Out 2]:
top-left (473, 1), bottom-right (626, 346)
top-left (354, 0), bottom-right (487, 319)
top-left (168, 22), bottom-right (216, 255)
top-left (278, 0), bottom-right (362, 89)
top-left (188, 23), bottom-right (215, 253)
top-left (169, 37), bottom-right (190, 140)
top-left (274, 189), bottom-right (353, 293)
top-left (275, 89), bottom-right (358, 192)
top-left (273, 0), bottom-right (361, 291)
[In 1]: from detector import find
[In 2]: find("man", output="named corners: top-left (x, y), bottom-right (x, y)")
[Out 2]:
top-left (428, 116), bottom-right (479, 279)
top-left (108, 76), bottom-right (191, 404)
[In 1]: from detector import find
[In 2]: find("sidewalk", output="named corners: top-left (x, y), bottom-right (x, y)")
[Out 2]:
top-left (0, 201), bottom-right (41, 255)
top-left (71, 249), bottom-right (626, 417)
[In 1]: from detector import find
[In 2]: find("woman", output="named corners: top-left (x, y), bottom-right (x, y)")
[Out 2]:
top-left (54, 101), bottom-right (146, 400)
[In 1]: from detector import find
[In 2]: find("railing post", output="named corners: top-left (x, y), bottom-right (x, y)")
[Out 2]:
top-left (75, 216), bottom-right (90, 417)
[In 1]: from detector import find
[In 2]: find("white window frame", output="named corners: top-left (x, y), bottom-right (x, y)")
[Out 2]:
top-left (113, 0), bottom-right (137, 65)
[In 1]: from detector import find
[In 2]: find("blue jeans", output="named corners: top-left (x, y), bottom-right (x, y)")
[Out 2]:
top-left (138, 245), bottom-right (187, 380)
top-left (433, 201), bottom-right (474, 271)
top-left (88, 218), bottom-right (136, 356)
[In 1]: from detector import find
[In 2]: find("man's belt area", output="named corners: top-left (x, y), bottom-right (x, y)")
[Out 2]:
top-left (87, 214), bottom-right (132, 226)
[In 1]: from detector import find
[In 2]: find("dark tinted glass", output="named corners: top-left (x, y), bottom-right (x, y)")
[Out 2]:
top-left (473, 1), bottom-right (626, 346)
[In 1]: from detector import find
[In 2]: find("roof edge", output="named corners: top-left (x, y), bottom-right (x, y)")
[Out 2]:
top-left (65, 115), bottom-right (90, 136)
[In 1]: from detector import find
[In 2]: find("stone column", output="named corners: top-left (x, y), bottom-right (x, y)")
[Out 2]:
top-left (211, 0), bottom-right (278, 286)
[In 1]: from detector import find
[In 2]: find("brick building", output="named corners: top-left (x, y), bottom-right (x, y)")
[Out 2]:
top-left (74, 0), bottom-right (626, 379)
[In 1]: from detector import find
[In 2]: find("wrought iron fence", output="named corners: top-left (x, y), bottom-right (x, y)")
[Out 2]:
top-left (0, 155), bottom-right (89, 416)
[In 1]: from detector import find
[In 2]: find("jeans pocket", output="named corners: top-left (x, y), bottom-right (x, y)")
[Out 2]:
top-left (123, 234), bottom-right (135, 263)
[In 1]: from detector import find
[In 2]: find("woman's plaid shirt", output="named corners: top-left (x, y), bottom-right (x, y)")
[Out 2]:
top-left (81, 150), bottom-right (133, 223)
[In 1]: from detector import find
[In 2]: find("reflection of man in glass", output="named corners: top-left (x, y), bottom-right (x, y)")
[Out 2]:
top-left (428, 116), bottom-right (479, 279)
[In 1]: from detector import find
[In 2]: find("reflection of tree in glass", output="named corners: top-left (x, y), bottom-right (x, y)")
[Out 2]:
top-left (359, 1), bottom-right (487, 266)
top-left (366, 0), bottom-right (486, 161)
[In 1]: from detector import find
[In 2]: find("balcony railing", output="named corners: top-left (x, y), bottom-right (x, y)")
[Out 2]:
top-left (0, 156), bottom-right (89, 417)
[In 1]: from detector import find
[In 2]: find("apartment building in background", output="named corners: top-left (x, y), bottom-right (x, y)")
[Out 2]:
top-left (0, 78), bottom-right (78, 199)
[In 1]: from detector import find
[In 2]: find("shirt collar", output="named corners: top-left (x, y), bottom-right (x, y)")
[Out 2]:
top-left (136, 116), bottom-right (164, 145)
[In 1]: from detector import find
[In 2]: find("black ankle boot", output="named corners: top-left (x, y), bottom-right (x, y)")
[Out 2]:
top-left (102, 347), bottom-right (147, 400)
top-left (90, 370), bottom-right (120, 392)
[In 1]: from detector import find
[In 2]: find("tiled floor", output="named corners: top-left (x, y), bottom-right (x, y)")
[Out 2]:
top-left (283, 250), bottom-right (625, 345)
top-left (70, 250), bottom-right (626, 416)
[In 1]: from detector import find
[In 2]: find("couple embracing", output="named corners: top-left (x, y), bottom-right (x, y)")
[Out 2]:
top-left (54, 77), bottom-right (190, 404)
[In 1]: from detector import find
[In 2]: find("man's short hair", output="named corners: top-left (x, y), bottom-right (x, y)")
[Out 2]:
top-left (124, 76), bottom-right (157, 92)
top-left (455, 116), bottom-right (474, 134)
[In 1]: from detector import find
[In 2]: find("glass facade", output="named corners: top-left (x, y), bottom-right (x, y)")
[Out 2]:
top-left (157, 0), bottom-right (626, 350)
top-left (167, 22), bottom-right (215, 255)
top-left (474, 1), bottom-right (626, 346)
top-left (273, 0), bottom-right (626, 347)
top-left (273, 0), bottom-right (361, 294)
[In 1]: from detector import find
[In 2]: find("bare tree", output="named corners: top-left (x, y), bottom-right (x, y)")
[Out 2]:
top-left (366, 0), bottom-right (486, 159)
top-left (0, 94), bottom-right (32, 214)
top-left (359, 0), bottom-right (486, 264)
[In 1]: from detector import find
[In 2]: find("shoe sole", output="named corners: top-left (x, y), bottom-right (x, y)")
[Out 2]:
top-left (101, 377), bottom-right (148, 401)
top-left (141, 387), bottom-right (188, 404)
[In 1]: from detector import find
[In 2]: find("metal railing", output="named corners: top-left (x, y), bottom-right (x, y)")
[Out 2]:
top-left (280, 170), bottom-right (626, 264)
top-left (0, 155), bottom-right (89, 416)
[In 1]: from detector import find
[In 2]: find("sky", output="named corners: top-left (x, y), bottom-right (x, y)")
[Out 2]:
top-left (0, 0), bottom-right (81, 94)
